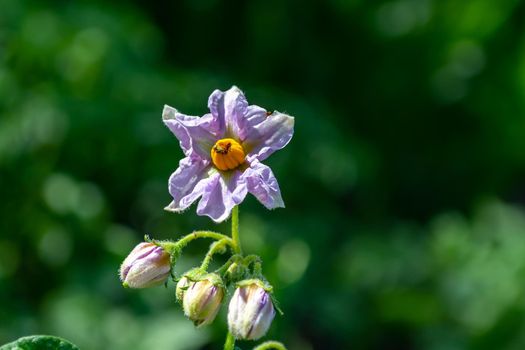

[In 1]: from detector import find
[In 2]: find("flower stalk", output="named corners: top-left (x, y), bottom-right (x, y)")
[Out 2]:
top-left (175, 231), bottom-right (235, 250)
top-left (200, 239), bottom-right (229, 271)
top-left (224, 206), bottom-right (241, 350)
top-left (231, 206), bottom-right (241, 254)
top-left (157, 231), bottom-right (235, 260)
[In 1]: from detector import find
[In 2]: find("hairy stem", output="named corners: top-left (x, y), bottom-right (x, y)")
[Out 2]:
top-left (161, 230), bottom-right (234, 253)
top-left (224, 206), bottom-right (242, 350)
top-left (215, 254), bottom-right (243, 275)
top-left (239, 254), bottom-right (262, 277)
top-left (200, 239), bottom-right (229, 271)
top-left (231, 206), bottom-right (242, 254)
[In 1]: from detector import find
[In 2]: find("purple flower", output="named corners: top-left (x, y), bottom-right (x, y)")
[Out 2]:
top-left (163, 86), bottom-right (294, 222)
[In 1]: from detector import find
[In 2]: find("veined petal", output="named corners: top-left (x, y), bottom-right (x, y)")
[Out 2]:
top-left (208, 86), bottom-right (248, 139)
top-left (165, 157), bottom-right (213, 212)
top-left (243, 111), bottom-right (294, 162)
top-left (236, 105), bottom-right (268, 141)
top-left (163, 105), bottom-right (220, 159)
top-left (242, 161), bottom-right (284, 209)
top-left (162, 106), bottom-right (194, 156)
top-left (196, 170), bottom-right (248, 223)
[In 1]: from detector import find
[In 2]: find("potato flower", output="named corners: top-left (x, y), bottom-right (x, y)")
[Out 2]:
top-left (163, 86), bottom-right (294, 222)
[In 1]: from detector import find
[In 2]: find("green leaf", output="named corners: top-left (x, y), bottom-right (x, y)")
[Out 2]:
top-left (0, 335), bottom-right (79, 350)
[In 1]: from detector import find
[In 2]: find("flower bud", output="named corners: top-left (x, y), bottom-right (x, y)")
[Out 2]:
top-left (119, 242), bottom-right (170, 288)
top-left (183, 276), bottom-right (225, 327)
top-left (228, 280), bottom-right (276, 340)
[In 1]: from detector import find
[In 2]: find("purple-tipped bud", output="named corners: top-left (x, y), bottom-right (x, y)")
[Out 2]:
top-left (119, 242), bottom-right (170, 288)
top-left (183, 277), bottom-right (225, 327)
top-left (227, 281), bottom-right (276, 340)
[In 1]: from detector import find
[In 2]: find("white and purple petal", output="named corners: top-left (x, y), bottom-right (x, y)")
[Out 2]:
top-left (196, 170), bottom-right (248, 223)
top-left (163, 105), bottom-right (222, 160)
top-left (242, 161), bottom-right (284, 209)
top-left (235, 105), bottom-right (268, 142)
top-left (242, 111), bottom-right (294, 163)
top-left (208, 86), bottom-right (249, 139)
top-left (165, 157), bottom-right (213, 212)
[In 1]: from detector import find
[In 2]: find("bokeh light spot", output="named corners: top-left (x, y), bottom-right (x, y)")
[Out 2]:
top-left (376, 0), bottom-right (431, 37)
top-left (38, 228), bottom-right (73, 267)
top-left (277, 239), bottom-right (310, 284)
top-left (43, 174), bottom-right (80, 214)
top-left (104, 224), bottom-right (137, 256)
top-left (74, 182), bottom-right (104, 219)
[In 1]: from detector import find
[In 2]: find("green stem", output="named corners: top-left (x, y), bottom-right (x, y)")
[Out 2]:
top-left (243, 254), bottom-right (261, 267)
top-left (224, 331), bottom-right (235, 350)
top-left (223, 206), bottom-right (242, 350)
top-left (200, 239), bottom-right (229, 271)
top-left (215, 254), bottom-right (243, 275)
top-left (253, 341), bottom-right (287, 350)
top-left (162, 230), bottom-right (234, 253)
top-left (240, 254), bottom-right (264, 278)
top-left (231, 206), bottom-right (242, 254)
top-left (242, 254), bottom-right (260, 263)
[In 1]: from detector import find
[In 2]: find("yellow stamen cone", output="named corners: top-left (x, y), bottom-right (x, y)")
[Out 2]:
top-left (211, 138), bottom-right (245, 171)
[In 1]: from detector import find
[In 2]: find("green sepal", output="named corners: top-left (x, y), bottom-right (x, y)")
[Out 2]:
top-left (236, 278), bottom-right (273, 293)
top-left (181, 267), bottom-right (207, 283)
top-left (176, 267), bottom-right (201, 302)
top-left (175, 276), bottom-right (190, 303)
top-left (144, 235), bottom-right (180, 270)
top-left (187, 269), bottom-right (225, 288)
top-left (0, 335), bottom-right (79, 350)
top-left (176, 268), bottom-right (226, 302)
top-left (271, 294), bottom-right (284, 316)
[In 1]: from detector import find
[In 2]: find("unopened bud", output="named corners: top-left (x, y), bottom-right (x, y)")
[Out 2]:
top-left (228, 280), bottom-right (275, 340)
top-left (183, 275), bottom-right (224, 327)
top-left (119, 242), bottom-right (170, 288)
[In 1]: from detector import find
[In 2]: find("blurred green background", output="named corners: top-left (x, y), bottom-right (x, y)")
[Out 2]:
top-left (2, 0), bottom-right (525, 349)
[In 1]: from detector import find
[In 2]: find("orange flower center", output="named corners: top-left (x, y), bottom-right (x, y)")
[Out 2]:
top-left (210, 138), bottom-right (245, 171)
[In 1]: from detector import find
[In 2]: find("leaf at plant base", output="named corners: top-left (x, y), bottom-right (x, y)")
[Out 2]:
top-left (0, 335), bottom-right (79, 350)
